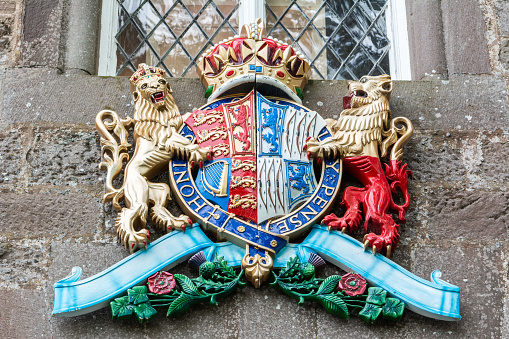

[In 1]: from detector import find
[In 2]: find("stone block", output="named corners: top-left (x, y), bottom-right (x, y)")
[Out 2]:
top-left (0, 192), bottom-right (102, 239)
top-left (0, 68), bottom-right (208, 128)
top-left (496, 0), bottom-right (509, 36)
top-left (0, 15), bottom-right (13, 64)
top-left (0, 1), bottom-right (16, 14)
top-left (404, 131), bottom-right (509, 189)
top-left (500, 38), bottom-right (509, 70)
top-left (424, 188), bottom-right (508, 241)
top-left (0, 287), bottom-right (51, 338)
top-left (406, 0), bottom-right (447, 79)
top-left (26, 126), bottom-right (102, 187)
top-left (0, 238), bottom-right (51, 289)
top-left (21, 0), bottom-right (63, 67)
top-left (236, 284), bottom-right (317, 339)
top-left (0, 126), bottom-right (25, 185)
top-left (303, 75), bottom-right (509, 131)
top-left (3, 72), bottom-right (507, 132)
top-left (441, 0), bottom-right (491, 74)
top-left (411, 243), bottom-right (504, 338)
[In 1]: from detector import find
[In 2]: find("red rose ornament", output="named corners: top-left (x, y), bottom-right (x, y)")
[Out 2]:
top-left (147, 271), bottom-right (177, 295)
top-left (338, 273), bottom-right (367, 296)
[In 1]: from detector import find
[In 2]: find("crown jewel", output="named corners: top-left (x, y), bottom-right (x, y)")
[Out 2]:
top-left (130, 63), bottom-right (166, 86)
top-left (196, 19), bottom-right (311, 102)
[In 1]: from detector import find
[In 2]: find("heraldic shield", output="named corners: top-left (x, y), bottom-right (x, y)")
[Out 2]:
top-left (52, 19), bottom-right (461, 323)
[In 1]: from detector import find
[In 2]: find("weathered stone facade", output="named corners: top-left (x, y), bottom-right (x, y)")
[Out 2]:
top-left (0, 0), bottom-right (508, 338)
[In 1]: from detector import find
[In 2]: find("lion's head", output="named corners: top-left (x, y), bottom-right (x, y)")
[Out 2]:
top-left (343, 75), bottom-right (393, 109)
top-left (131, 64), bottom-right (175, 112)
top-left (129, 64), bottom-right (183, 144)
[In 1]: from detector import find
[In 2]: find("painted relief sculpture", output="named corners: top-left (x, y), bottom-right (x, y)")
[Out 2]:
top-left (53, 20), bottom-right (461, 323)
top-left (305, 75), bottom-right (413, 256)
top-left (96, 64), bottom-right (210, 252)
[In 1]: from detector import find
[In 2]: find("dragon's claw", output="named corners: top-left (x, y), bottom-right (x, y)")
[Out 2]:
top-left (363, 232), bottom-right (396, 257)
top-left (323, 211), bottom-right (361, 233)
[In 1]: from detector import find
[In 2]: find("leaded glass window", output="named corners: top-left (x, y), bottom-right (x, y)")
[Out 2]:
top-left (266, 0), bottom-right (391, 80)
top-left (104, 0), bottom-right (239, 77)
top-left (99, 0), bottom-right (410, 80)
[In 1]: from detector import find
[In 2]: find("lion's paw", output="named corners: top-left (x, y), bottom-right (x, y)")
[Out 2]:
top-left (116, 228), bottom-right (149, 254)
top-left (188, 145), bottom-right (212, 168)
top-left (303, 137), bottom-right (347, 162)
top-left (151, 205), bottom-right (192, 232)
top-left (303, 137), bottom-right (323, 162)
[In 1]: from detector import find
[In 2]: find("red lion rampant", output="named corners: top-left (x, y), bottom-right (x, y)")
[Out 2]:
top-left (230, 104), bottom-right (251, 151)
top-left (305, 75), bottom-right (413, 257)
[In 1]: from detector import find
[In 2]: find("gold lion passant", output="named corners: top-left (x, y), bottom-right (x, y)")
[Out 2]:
top-left (96, 64), bottom-right (210, 253)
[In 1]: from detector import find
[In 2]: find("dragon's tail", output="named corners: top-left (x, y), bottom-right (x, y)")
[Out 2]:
top-left (95, 110), bottom-right (133, 210)
top-left (385, 160), bottom-right (413, 223)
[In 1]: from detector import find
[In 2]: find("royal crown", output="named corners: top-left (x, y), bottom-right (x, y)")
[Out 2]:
top-left (196, 19), bottom-right (311, 103)
top-left (130, 63), bottom-right (166, 86)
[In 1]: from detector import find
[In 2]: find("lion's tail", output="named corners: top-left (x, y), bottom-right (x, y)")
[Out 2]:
top-left (380, 117), bottom-right (413, 161)
top-left (95, 110), bottom-right (134, 210)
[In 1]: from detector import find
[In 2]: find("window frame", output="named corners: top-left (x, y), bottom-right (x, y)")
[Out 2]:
top-left (98, 0), bottom-right (411, 79)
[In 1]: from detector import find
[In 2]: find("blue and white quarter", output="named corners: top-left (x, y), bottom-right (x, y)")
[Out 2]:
top-left (256, 93), bottom-right (327, 224)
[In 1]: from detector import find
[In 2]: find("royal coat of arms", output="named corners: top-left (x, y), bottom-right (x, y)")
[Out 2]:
top-left (52, 20), bottom-right (460, 323)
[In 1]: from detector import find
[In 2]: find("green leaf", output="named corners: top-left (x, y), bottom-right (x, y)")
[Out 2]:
top-left (193, 276), bottom-right (226, 292)
top-left (359, 303), bottom-right (382, 324)
top-left (110, 296), bottom-right (133, 320)
top-left (174, 274), bottom-right (201, 296)
top-left (277, 278), bottom-right (322, 294)
top-left (133, 302), bottom-right (157, 323)
top-left (167, 293), bottom-right (201, 317)
top-left (205, 85), bottom-right (214, 98)
top-left (128, 285), bottom-right (149, 305)
top-left (366, 287), bottom-right (387, 306)
top-left (382, 298), bottom-right (405, 321)
top-left (316, 275), bottom-right (341, 295)
top-left (214, 255), bottom-right (235, 277)
top-left (278, 257), bottom-right (301, 278)
top-left (212, 275), bottom-right (241, 300)
top-left (315, 295), bottom-right (349, 319)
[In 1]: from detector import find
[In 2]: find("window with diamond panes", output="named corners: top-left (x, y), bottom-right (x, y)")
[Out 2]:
top-left (266, 0), bottom-right (391, 80)
top-left (115, 0), bottom-right (239, 77)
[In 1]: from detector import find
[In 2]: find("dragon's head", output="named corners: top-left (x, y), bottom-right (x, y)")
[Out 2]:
top-left (130, 63), bottom-right (174, 111)
top-left (343, 75), bottom-right (393, 109)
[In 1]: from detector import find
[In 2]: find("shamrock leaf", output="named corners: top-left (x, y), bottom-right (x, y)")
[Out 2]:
top-left (133, 302), bottom-right (157, 323)
top-left (366, 287), bottom-right (387, 306)
top-left (128, 285), bottom-right (149, 305)
top-left (382, 298), bottom-right (405, 321)
top-left (359, 303), bottom-right (382, 324)
top-left (110, 296), bottom-right (133, 320)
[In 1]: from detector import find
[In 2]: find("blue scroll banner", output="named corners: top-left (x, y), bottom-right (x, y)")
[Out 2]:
top-left (53, 224), bottom-right (460, 320)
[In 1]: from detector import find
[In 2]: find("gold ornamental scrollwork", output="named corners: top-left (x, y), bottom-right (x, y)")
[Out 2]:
top-left (242, 250), bottom-right (273, 288)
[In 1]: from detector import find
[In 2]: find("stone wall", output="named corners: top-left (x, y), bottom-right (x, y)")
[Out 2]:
top-left (0, 0), bottom-right (508, 338)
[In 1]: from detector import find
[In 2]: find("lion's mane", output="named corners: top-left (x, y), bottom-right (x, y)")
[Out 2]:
top-left (133, 91), bottom-right (184, 147)
top-left (329, 88), bottom-right (391, 155)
